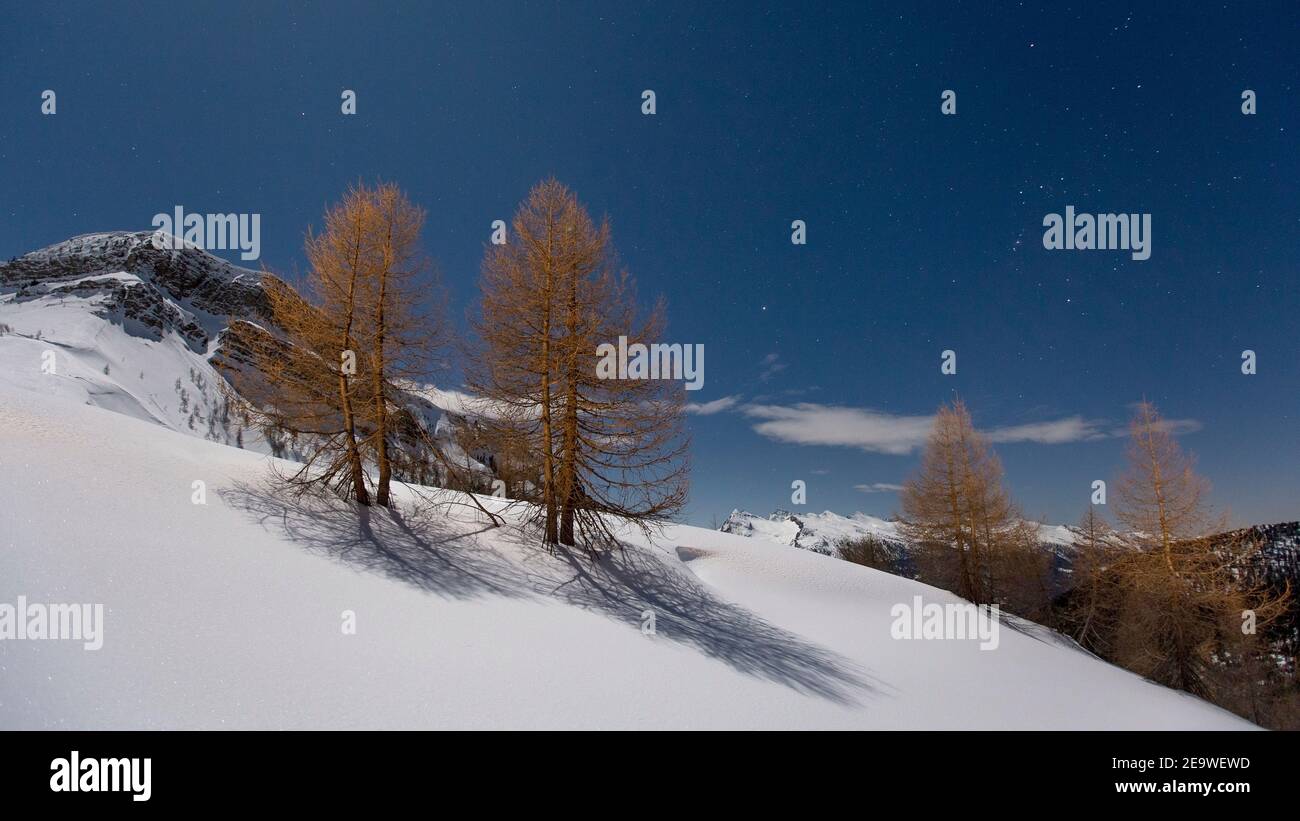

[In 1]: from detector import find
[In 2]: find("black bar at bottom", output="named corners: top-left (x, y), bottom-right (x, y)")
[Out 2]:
top-left (1, 729), bottom-right (1291, 808)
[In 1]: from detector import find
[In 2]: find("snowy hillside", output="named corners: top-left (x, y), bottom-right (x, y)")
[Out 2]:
top-left (0, 380), bottom-right (1253, 729)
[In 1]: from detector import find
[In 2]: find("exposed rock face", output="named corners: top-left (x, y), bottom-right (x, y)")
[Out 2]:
top-left (1216, 522), bottom-right (1300, 661)
top-left (1, 232), bottom-right (269, 352)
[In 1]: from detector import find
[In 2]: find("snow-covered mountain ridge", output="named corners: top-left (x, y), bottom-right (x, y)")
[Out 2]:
top-left (0, 232), bottom-right (268, 440)
top-left (1, 231), bottom-right (269, 348)
top-left (0, 231), bottom-right (488, 476)
top-left (721, 508), bottom-right (1077, 557)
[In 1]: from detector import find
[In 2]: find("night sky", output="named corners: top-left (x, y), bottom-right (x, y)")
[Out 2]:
top-left (2, 1), bottom-right (1296, 527)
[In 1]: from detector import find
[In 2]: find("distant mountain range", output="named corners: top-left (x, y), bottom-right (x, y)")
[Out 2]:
top-left (721, 507), bottom-right (1077, 561)
top-left (720, 508), bottom-right (1298, 603)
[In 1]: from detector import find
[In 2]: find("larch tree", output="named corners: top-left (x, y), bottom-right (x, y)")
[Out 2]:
top-left (1114, 400), bottom-right (1222, 566)
top-left (221, 187), bottom-right (378, 504)
top-left (1067, 505), bottom-right (1119, 650)
top-left (1101, 401), bottom-right (1286, 699)
top-left (469, 178), bottom-right (688, 551)
top-left (899, 400), bottom-right (981, 601)
top-left (222, 182), bottom-right (451, 509)
top-left (354, 182), bottom-right (440, 508)
top-left (556, 270), bottom-right (688, 549)
top-left (899, 398), bottom-right (1046, 612)
top-left (468, 179), bottom-right (568, 543)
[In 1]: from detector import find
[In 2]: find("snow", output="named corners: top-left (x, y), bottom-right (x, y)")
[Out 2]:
top-left (723, 508), bottom-right (1080, 558)
top-left (0, 290), bottom-right (240, 440)
top-left (722, 509), bottom-right (908, 557)
top-left (0, 381), bottom-right (1254, 729)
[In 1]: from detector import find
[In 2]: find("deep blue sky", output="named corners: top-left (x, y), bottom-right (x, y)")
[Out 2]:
top-left (2, 1), bottom-right (1296, 528)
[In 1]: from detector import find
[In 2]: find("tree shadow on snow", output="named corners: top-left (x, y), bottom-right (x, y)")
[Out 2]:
top-left (513, 537), bottom-right (879, 705)
top-left (224, 478), bottom-right (526, 601)
top-left (223, 478), bottom-right (876, 706)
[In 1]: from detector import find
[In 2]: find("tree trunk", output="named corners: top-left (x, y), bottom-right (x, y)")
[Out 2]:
top-left (539, 232), bottom-right (558, 545)
top-left (340, 213), bottom-right (369, 506)
top-left (373, 248), bottom-right (391, 508)
top-left (558, 265), bottom-right (580, 546)
top-left (339, 368), bottom-right (370, 505)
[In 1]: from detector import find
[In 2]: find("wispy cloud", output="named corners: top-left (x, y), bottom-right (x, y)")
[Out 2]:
top-left (854, 482), bottom-right (904, 493)
top-left (737, 402), bottom-right (1197, 454)
top-left (1116, 402), bottom-right (1203, 437)
top-left (1108, 418), bottom-right (1203, 437)
top-left (758, 352), bottom-right (786, 382)
top-left (685, 395), bottom-right (742, 416)
top-left (1159, 418), bottom-right (1203, 435)
top-left (986, 416), bottom-right (1109, 445)
top-left (740, 403), bottom-right (933, 454)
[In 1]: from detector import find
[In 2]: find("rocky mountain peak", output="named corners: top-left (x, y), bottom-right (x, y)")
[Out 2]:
top-left (1, 231), bottom-right (270, 352)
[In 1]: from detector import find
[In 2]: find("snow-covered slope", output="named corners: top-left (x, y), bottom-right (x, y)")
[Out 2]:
top-left (0, 381), bottom-right (1253, 729)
